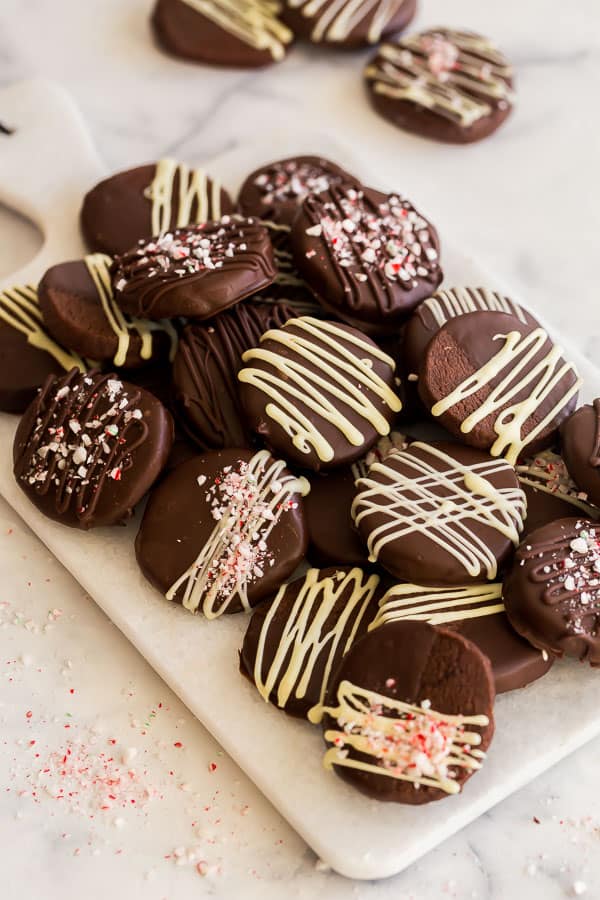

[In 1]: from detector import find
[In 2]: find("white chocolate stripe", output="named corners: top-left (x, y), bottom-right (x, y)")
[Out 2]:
top-left (352, 442), bottom-right (526, 580)
top-left (145, 158), bottom-right (223, 237)
top-left (430, 328), bottom-right (582, 466)
top-left (423, 287), bottom-right (527, 329)
top-left (180, 0), bottom-right (292, 60)
top-left (289, 0), bottom-right (407, 43)
top-left (370, 583), bottom-right (504, 629)
top-left (254, 568), bottom-right (380, 708)
top-left (0, 284), bottom-right (87, 373)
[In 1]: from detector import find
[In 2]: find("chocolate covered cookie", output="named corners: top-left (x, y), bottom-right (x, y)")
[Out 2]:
top-left (371, 583), bottom-right (552, 693)
top-left (152, 0), bottom-right (293, 67)
top-left (13, 370), bottom-right (173, 529)
top-left (238, 316), bottom-right (402, 471)
top-left (250, 223), bottom-right (324, 317)
top-left (0, 284), bottom-right (87, 413)
top-left (241, 566), bottom-right (383, 717)
top-left (136, 449), bottom-right (309, 618)
top-left (503, 518), bottom-right (600, 665)
top-left (291, 184), bottom-right (442, 332)
top-left (238, 156), bottom-right (352, 227)
top-left (309, 620), bottom-right (494, 804)
top-left (352, 441), bottom-right (526, 584)
top-left (420, 311), bottom-right (581, 465)
top-left (282, 0), bottom-right (416, 48)
top-left (517, 448), bottom-right (599, 536)
top-left (561, 401), bottom-right (600, 508)
top-left (81, 159), bottom-right (233, 257)
top-left (39, 254), bottom-right (178, 369)
top-left (172, 299), bottom-right (295, 449)
top-left (112, 217), bottom-right (277, 320)
top-left (365, 29), bottom-right (514, 144)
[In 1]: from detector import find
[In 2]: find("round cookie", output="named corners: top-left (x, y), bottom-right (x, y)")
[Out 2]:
top-left (172, 299), bottom-right (296, 450)
top-left (365, 29), bottom-right (514, 144)
top-left (291, 184), bottom-right (442, 332)
top-left (282, 0), bottom-right (416, 48)
top-left (238, 316), bottom-right (402, 472)
top-left (151, 0), bottom-right (293, 67)
top-left (503, 518), bottom-right (600, 665)
top-left (561, 401), bottom-right (600, 508)
top-left (420, 311), bottom-right (581, 465)
top-left (112, 217), bottom-right (277, 320)
top-left (39, 254), bottom-right (178, 369)
top-left (0, 283), bottom-right (87, 414)
top-left (371, 583), bottom-right (553, 693)
top-left (136, 449), bottom-right (309, 618)
top-left (352, 440), bottom-right (526, 584)
top-left (516, 448), bottom-right (599, 537)
top-left (240, 566), bottom-right (383, 717)
top-left (81, 159), bottom-right (234, 257)
top-left (238, 156), bottom-right (353, 227)
top-left (309, 620), bottom-right (495, 804)
top-left (13, 369), bottom-right (174, 529)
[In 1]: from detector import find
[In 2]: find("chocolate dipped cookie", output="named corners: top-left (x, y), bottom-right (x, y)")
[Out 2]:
top-left (282, 0), bottom-right (416, 48)
top-left (561, 401), bottom-right (600, 508)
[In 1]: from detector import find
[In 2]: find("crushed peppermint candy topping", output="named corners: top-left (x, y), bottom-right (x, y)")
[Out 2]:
top-left (516, 450), bottom-right (597, 516)
top-left (421, 34), bottom-right (460, 80)
top-left (305, 187), bottom-right (439, 288)
top-left (254, 160), bottom-right (343, 207)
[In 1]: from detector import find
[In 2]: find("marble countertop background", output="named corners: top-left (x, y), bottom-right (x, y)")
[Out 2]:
top-left (0, 0), bottom-right (599, 897)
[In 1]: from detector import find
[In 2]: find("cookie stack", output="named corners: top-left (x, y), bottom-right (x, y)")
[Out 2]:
top-left (7, 153), bottom-right (599, 806)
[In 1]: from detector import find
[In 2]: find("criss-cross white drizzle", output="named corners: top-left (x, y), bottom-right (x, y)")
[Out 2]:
top-left (84, 254), bottom-right (178, 367)
top-left (352, 442), bottom-right (526, 580)
top-left (0, 284), bottom-right (86, 372)
top-left (179, 0), bottom-right (292, 60)
top-left (422, 287), bottom-right (527, 329)
top-left (145, 158), bottom-right (223, 236)
top-left (430, 328), bottom-right (582, 465)
top-left (288, 0), bottom-right (408, 43)
top-left (308, 681), bottom-right (488, 793)
top-left (238, 316), bottom-right (402, 463)
top-left (166, 451), bottom-right (309, 619)
top-left (365, 30), bottom-right (514, 127)
top-left (254, 568), bottom-right (380, 709)
top-left (370, 583), bottom-right (504, 630)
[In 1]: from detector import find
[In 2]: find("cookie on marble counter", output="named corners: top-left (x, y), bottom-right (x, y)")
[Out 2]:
top-left (152, 0), bottom-right (293, 67)
top-left (282, 0), bottom-right (416, 48)
top-left (561, 401), bottom-right (600, 508)
top-left (13, 369), bottom-right (174, 529)
top-left (81, 159), bottom-right (233, 258)
top-left (309, 620), bottom-right (495, 804)
top-left (365, 28), bottom-right (514, 143)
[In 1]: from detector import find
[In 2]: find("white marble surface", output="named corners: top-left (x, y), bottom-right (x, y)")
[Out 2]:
top-left (0, 0), bottom-right (599, 896)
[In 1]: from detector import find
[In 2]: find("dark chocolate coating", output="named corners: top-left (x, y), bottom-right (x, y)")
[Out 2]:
top-left (561, 402), bottom-right (600, 507)
top-left (80, 163), bottom-right (234, 257)
top-left (365, 29), bottom-right (513, 144)
top-left (291, 184), bottom-right (442, 333)
top-left (151, 0), bottom-right (292, 68)
top-left (136, 449), bottom-right (308, 614)
top-left (172, 300), bottom-right (296, 450)
top-left (112, 218), bottom-right (277, 320)
top-left (238, 156), bottom-right (353, 227)
top-left (0, 318), bottom-right (65, 414)
top-left (240, 566), bottom-right (383, 717)
top-left (13, 369), bottom-right (174, 529)
top-left (419, 311), bottom-right (580, 459)
top-left (282, 0), bottom-right (416, 48)
top-left (238, 317), bottom-right (401, 472)
top-left (305, 468), bottom-right (370, 567)
top-left (353, 441), bottom-right (524, 585)
top-left (319, 621), bottom-right (495, 804)
top-left (38, 258), bottom-right (175, 368)
top-left (503, 518), bottom-right (600, 665)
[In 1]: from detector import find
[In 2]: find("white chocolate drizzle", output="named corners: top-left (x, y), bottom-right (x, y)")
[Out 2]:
top-left (430, 328), bottom-right (582, 466)
top-left (179, 0), bottom-right (292, 60)
top-left (238, 316), bottom-right (402, 463)
top-left (0, 284), bottom-right (87, 373)
top-left (365, 29), bottom-right (514, 127)
top-left (370, 583), bottom-right (504, 630)
top-left (145, 158), bottom-right (223, 237)
top-left (253, 567), bottom-right (380, 709)
top-left (166, 450), bottom-right (309, 619)
top-left (84, 254), bottom-right (178, 367)
top-left (308, 680), bottom-right (488, 793)
top-left (288, 0), bottom-right (408, 44)
top-left (421, 287), bottom-right (527, 329)
top-left (352, 442), bottom-right (526, 580)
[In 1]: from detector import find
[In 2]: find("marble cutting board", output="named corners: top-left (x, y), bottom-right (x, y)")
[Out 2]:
top-left (1, 78), bottom-right (599, 881)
